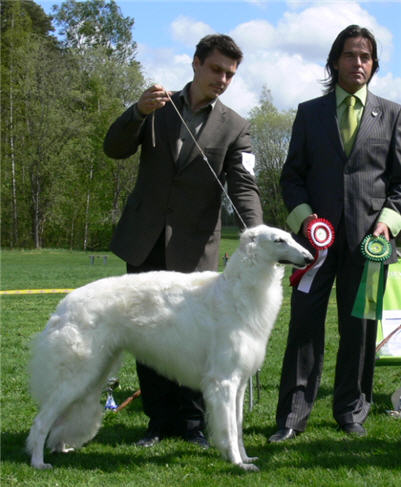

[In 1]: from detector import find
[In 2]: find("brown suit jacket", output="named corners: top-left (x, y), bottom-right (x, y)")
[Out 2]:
top-left (104, 88), bottom-right (263, 272)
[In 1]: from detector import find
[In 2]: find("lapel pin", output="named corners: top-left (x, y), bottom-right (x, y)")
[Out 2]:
top-left (372, 110), bottom-right (379, 117)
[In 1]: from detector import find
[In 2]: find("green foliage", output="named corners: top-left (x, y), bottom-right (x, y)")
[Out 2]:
top-left (249, 87), bottom-right (295, 229)
top-left (52, 0), bottom-right (136, 61)
top-left (1, 243), bottom-right (400, 486)
top-left (1, 0), bottom-right (145, 250)
top-left (0, 0), bottom-right (54, 37)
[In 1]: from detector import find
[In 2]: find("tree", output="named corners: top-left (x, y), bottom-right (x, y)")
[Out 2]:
top-left (1, 0), bottom-right (64, 247)
top-left (52, 0), bottom-right (136, 61)
top-left (1, 0), bottom-right (145, 250)
top-left (249, 88), bottom-right (295, 229)
top-left (49, 0), bottom-right (144, 249)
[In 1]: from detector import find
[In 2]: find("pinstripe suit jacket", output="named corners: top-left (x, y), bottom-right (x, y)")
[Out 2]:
top-left (104, 89), bottom-right (263, 271)
top-left (280, 90), bottom-right (401, 263)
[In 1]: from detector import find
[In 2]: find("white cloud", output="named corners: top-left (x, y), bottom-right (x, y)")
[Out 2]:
top-left (137, 4), bottom-right (399, 116)
top-left (230, 20), bottom-right (276, 51)
top-left (220, 74), bottom-right (259, 118)
top-left (228, 2), bottom-right (397, 112)
top-left (275, 2), bottom-right (393, 63)
top-left (231, 51), bottom-right (325, 113)
top-left (370, 72), bottom-right (401, 103)
top-left (170, 15), bottom-right (215, 48)
top-left (137, 43), bottom-right (193, 91)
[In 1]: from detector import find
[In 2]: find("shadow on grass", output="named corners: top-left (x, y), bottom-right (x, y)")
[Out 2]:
top-left (0, 427), bottom-right (194, 470)
top-left (372, 392), bottom-right (396, 413)
top-left (2, 382), bottom-right (399, 473)
top-left (2, 425), bottom-right (400, 474)
top-left (257, 436), bottom-right (401, 471)
top-left (1, 426), bottom-right (248, 475)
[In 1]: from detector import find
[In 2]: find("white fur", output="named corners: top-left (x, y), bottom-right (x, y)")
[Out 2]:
top-left (26, 224), bottom-right (312, 471)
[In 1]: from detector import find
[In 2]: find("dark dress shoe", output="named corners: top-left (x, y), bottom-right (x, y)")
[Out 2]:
top-left (136, 429), bottom-right (162, 447)
top-left (268, 428), bottom-right (299, 443)
top-left (340, 423), bottom-right (366, 436)
top-left (183, 430), bottom-right (209, 449)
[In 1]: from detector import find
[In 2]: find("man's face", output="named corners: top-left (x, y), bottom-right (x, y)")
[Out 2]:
top-left (192, 49), bottom-right (238, 102)
top-left (333, 36), bottom-right (374, 93)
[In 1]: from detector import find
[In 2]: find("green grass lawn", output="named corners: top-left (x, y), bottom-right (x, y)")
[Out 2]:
top-left (1, 232), bottom-right (400, 486)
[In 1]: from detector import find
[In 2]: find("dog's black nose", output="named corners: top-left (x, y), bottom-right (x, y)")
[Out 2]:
top-left (305, 255), bottom-right (314, 264)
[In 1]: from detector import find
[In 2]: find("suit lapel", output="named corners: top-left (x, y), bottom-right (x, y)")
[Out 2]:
top-left (352, 92), bottom-right (381, 153)
top-left (318, 92), bottom-right (345, 160)
top-left (163, 91), bottom-right (183, 162)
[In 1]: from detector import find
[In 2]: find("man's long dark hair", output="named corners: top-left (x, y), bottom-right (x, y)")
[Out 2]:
top-left (322, 24), bottom-right (379, 93)
top-left (194, 34), bottom-right (243, 66)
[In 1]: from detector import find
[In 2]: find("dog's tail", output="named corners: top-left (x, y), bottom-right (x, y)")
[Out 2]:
top-left (28, 313), bottom-right (89, 406)
top-left (27, 351), bottom-right (123, 456)
top-left (27, 316), bottom-right (123, 456)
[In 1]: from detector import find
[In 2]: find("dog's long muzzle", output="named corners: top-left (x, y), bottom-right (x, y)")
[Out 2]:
top-left (279, 254), bottom-right (314, 268)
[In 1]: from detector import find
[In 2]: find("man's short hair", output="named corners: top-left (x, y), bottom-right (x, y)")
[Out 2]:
top-left (322, 24), bottom-right (379, 93)
top-left (194, 34), bottom-right (243, 65)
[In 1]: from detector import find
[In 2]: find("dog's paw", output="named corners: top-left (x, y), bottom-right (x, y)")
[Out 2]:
top-left (243, 456), bottom-right (259, 463)
top-left (238, 462), bottom-right (260, 472)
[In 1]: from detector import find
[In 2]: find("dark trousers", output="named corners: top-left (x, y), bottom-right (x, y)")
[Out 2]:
top-left (276, 221), bottom-right (381, 431)
top-left (126, 231), bottom-right (205, 436)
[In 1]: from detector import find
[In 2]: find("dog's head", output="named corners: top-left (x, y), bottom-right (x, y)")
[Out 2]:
top-left (239, 225), bottom-right (314, 268)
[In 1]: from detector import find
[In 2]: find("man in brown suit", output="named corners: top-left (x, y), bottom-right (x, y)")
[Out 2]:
top-left (104, 34), bottom-right (263, 448)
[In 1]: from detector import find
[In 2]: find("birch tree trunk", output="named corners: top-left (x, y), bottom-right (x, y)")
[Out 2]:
top-left (8, 8), bottom-right (19, 246)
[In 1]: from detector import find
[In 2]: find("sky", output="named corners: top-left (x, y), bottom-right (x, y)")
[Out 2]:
top-left (36, 0), bottom-right (401, 116)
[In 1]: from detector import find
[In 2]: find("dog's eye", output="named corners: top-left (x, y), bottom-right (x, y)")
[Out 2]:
top-left (274, 238), bottom-right (285, 243)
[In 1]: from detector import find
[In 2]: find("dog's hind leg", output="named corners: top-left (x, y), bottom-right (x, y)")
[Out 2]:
top-left (28, 387), bottom-right (105, 469)
top-left (45, 353), bottom-right (121, 458)
top-left (47, 389), bottom-right (104, 453)
top-left (236, 379), bottom-right (258, 464)
top-left (204, 378), bottom-right (259, 472)
top-left (27, 353), bottom-right (118, 469)
top-left (27, 395), bottom-right (70, 469)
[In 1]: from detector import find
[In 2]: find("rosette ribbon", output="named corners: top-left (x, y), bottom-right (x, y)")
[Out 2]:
top-left (352, 234), bottom-right (392, 320)
top-left (290, 218), bottom-right (335, 293)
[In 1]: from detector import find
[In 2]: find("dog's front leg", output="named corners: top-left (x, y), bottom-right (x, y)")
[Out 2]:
top-left (204, 379), bottom-right (259, 472)
top-left (236, 379), bottom-right (258, 465)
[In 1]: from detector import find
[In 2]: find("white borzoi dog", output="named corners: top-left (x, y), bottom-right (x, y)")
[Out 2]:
top-left (27, 225), bottom-right (312, 471)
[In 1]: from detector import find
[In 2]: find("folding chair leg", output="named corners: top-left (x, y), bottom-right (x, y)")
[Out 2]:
top-left (248, 376), bottom-right (253, 412)
top-left (391, 386), bottom-right (401, 411)
top-left (248, 370), bottom-right (261, 412)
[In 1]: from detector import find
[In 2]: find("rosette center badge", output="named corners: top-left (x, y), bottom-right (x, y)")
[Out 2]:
top-left (362, 235), bottom-right (391, 262)
top-left (307, 219), bottom-right (335, 249)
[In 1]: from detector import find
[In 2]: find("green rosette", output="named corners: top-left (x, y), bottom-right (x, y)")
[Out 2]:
top-left (352, 235), bottom-right (392, 320)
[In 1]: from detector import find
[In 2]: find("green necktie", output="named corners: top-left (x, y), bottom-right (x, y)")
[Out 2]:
top-left (341, 95), bottom-right (358, 156)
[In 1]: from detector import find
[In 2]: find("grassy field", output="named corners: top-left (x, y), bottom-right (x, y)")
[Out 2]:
top-left (1, 230), bottom-right (400, 486)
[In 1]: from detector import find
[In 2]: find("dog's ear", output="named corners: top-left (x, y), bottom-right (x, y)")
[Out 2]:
top-left (239, 229), bottom-right (257, 257)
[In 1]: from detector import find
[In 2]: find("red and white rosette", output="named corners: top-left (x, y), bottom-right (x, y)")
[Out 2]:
top-left (290, 218), bottom-right (335, 293)
top-left (307, 219), bottom-right (335, 250)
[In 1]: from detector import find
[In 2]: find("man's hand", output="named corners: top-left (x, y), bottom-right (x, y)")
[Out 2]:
top-left (373, 222), bottom-right (390, 241)
top-left (302, 213), bottom-right (318, 238)
top-left (137, 84), bottom-right (172, 116)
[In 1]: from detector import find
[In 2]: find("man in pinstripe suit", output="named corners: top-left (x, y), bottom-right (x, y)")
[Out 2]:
top-left (269, 25), bottom-right (401, 442)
